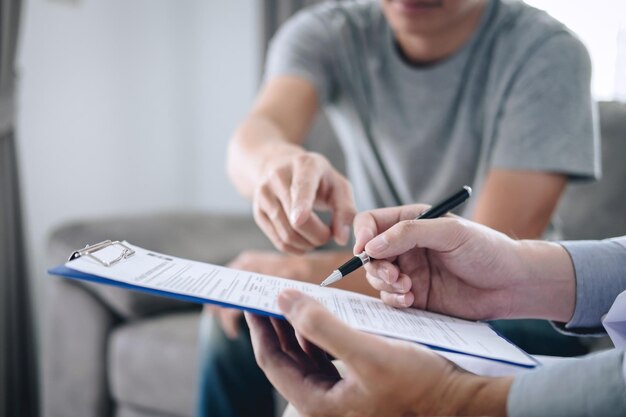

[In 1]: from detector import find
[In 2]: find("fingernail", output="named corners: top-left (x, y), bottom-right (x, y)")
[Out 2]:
top-left (367, 235), bottom-right (389, 253)
top-left (396, 294), bottom-right (409, 307)
top-left (380, 267), bottom-right (390, 284)
top-left (278, 290), bottom-right (303, 315)
top-left (290, 208), bottom-right (302, 225)
top-left (392, 280), bottom-right (406, 292)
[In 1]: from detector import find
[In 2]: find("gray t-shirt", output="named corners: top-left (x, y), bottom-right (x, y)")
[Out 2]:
top-left (265, 0), bottom-right (600, 216)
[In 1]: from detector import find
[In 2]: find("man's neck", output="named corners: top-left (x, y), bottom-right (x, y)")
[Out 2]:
top-left (394, 2), bottom-right (488, 65)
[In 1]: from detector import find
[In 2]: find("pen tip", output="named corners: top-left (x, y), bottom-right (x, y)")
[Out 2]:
top-left (320, 270), bottom-right (342, 287)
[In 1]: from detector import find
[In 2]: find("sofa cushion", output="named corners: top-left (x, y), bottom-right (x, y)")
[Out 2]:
top-left (43, 277), bottom-right (117, 417)
top-left (556, 101), bottom-right (626, 240)
top-left (109, 312), bottom-right (200, 417)
top-left (116, 405), bottom-right (177, 417)
top-left (115, 405), bottom-right (180, 417)
top-left (48, 212), bottom-right (275, 319)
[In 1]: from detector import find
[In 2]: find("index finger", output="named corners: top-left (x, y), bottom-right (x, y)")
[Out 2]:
top-left (353, 204), bottom-right (430, 253)
top-left (290, 160), bottom-right (324, 226)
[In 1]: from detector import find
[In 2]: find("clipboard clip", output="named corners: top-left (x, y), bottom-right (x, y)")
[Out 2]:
top-left (68, 240), bottom-right (135, 267)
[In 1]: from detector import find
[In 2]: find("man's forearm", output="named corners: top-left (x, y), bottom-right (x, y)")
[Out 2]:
top-left (512, 240), bottom-right (576, 323)
top-left (500, 236), bottom-right (626, 328)
top-left (227, 115), bottom-right (306, 198)
top-left (472, 170), bottom-right (566, 240)
top-left (432, 373), bottom-right (511, 417)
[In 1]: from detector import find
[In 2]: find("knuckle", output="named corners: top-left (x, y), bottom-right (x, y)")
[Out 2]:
top-left (267, 205), bottom-right (282, 220)
top-left (261, 168), bottom-right (289, 193)
top-left (367, 274), bottom-right (383, 290)
top-left (285, 228), bottom-right (308, 247)
top-left (294, 153), bottom-right (311, 166)
top-left (285, 228), bottom-right (303, 244)
top-left (273, 223), bottom-right (287, 240)
top-left (275, 241), bottom-right (290, 253)
top-left (254, 348), bottom-right (272, 370)
top-left (339, 176), bottom-right (353, 193)
top-left (292, 177), bottom-right (312, 192)
top-left (380, 291), bottom-right (397, 307)
top-left (441, 217), bottom-right (469, 241)
top-left (396, 220), bottom-right (414, 237)
top-left (298, 152), bottom-right (323, 165)
top-left (268, 163), bottom-right (289, 178)
top-left (338, 203), bottom-right (357, 221)
top-left (227, 309), bottom-right (241, 320)
top-left (257, 176), bottom-right (272, 193)
top-left (254, 188), bottom-right (272, 210)
top-left (373, 262), bottom-right (387, 279)
top-left (444, 216), bottom-right (465, 229)
top-left (270, 170), bottom-right (290, 190)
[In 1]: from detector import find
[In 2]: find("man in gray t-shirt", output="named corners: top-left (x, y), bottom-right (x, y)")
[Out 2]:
top-left (264, 0), bottom-right (597, 216)
top-left (197, 1), bottom-right (599, 416)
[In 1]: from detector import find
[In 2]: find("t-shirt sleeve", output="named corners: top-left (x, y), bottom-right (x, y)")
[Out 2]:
top-left (491, 33), bottom-right (600, 181)
top-left (263, 7), bottom-right (337, 105)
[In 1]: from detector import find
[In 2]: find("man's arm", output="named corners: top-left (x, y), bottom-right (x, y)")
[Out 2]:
top-left (227, 76), bottom-right (317, 198)
top-left (472, 169), bottom-right (567, 239)
top-left (246, 289), bottom-right (512, 417)
top-left (476, 33), bottom-right (598, 239)
top-left (227, 76), bottom-right (356, 253)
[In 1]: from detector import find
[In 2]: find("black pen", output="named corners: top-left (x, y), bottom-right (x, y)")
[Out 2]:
top-left (320, 186), bottom-right (472, 287)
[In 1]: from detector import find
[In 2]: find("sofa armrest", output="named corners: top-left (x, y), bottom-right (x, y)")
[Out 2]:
top-left (47, 211), bottom-right (274, 320)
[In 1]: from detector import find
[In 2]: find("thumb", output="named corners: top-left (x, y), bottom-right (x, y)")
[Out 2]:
top-left (364, 217), bottom-right (467, 259)
top-left (277, 289), bottom-right (383, 366)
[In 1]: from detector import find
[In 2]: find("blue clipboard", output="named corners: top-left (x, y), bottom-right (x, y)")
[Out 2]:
top-left (49, 240), bottom-right (540, 369)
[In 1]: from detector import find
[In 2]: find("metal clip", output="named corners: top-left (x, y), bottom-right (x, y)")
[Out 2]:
top-left (68, 240), bottom-right (135, 267)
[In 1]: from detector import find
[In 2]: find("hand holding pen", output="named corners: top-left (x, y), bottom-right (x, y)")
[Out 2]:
top-left (321, 186), bottom-right (471, 287)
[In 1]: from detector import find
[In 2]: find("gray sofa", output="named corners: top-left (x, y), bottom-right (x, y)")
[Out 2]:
top-left (42, 102), bottom-right (626, 417)
top-left (43, 213), bottom-right (275, 417)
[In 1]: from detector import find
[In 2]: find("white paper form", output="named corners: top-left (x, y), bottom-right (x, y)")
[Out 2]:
top-left (60, 242), bottom-right (536, 367)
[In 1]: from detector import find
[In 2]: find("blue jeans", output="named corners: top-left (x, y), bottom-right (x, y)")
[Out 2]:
top-left (195, 312), bottom-right (275, 417)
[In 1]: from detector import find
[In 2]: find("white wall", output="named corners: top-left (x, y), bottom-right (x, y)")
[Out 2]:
top-left (183, 1), bottom-right (261, 210)
top-left (525, 0), bottom-right (626, 100)
top-left (17, 0), bottom-right (258, 306)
